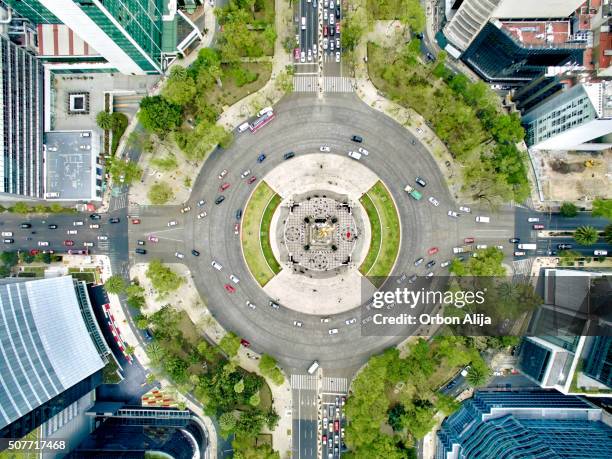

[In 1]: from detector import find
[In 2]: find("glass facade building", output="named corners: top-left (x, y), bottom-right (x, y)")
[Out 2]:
top-left (8, 0), bottom-right (165, 74)
top-left (0, 277), bottom-right (108, 439)
top-left (436, 389), bottom-right (612, 459)
top-left (0, 34), bottom-right (43, 198)
top-left (584, 336), bottom-right (612, 387)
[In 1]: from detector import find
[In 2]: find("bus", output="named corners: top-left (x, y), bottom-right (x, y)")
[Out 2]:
top-left (307, 360), bottom-right (320, 375)
top-left (250, 111), bottom-right (275, 133)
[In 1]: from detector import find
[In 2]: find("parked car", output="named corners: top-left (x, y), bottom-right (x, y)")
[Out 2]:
top-left (509, 238), bottom-right (520, 243)
top-left (219, 182), bottom-right (230, 192)
top-left (533, 224), bottom-right (545, 230)
top-left (428, 247), bottom-right (439, 255)
top-left (224, 284), bottom-right (236, 293)
top-left (148, 235), bottom-right (159, 243)
top-left (464, 237), bottom-right (475, 243)
top-left (459, 206), bottom-right (471, 213)
top-left (218, 169), bottom-right (228, 179)
top-left (415, 177), bottom-right (427, 187)
top-left (175, 252), bottom-right (185, 259)
top-left (180, 206), bottom-right (191, 214)
top-left (350, 135), bottom-right (363, 143)
top-left (215, 196), bottom-right (225, 205)
top-left (257, 153), bottom-right (266, 163)
top-left (447, 210), bottom-right (459, 218)
top-left (428, 196), bottom-right (439, 206)
top-left (131, 218), bottom-right (141, 224)
top-left (197, 199), bottom-right (206, 207)
top-left (109, 217), bottom-right (120, 223)
top-left (191, 249), bottom-right (200, 256)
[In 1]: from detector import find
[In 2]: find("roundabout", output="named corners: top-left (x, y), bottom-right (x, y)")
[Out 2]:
top-left (138, 93), bottom-right (485, 372)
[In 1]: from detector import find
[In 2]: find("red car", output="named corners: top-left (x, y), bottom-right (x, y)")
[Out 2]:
top-left (247, 176), bottom-right (257, 184)
top-left (131, 218), bottom-right (141, 224)
top-left (219, 182), bottom-right (230, 192)
top-left (29, 249), bottom-right (40, 256)
top-left (224, 283), bottom-right (236, 293)
top-left (234, 223), bottom-right (240, 235)
top-left (533, 224), bottom-right (544, 230)
top-left (336, 22), bottom-right (340, 33)
top-left (322, 434), bottom-right (327, 444)
top-left (240, 338), bottom-right (250, 347)
top-left (464, 237), bottom-right (475, 244)
top-left (334, 420), bottom-right (339, 432)
top-left (294, 48), bottom-right (300, 61)
top-left (148, 235), bottom-right (159, 243)
top-left (428, 247), bottom-right (439, 255)
top-left (323, 25), bottom-right (328, 36)
top-left (64, 240), bottom-right (74, 246)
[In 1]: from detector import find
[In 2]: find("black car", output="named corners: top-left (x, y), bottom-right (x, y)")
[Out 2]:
top-left (509, 238), bottom-right (520, 243)
top-left (269, 300), bottom-right (280, 309)
top-left (235, 209), bottom-right (243, 220)
top-left (48, 224), bottom-right (58, 229)
top-left (329, 26), bottom-right (335, 36)
top-left (335, 6), bottom-right (340, 18)
top-left (415, 176), bottom-right (427, 187)
top-left (191, 249), bottom-right (200, 256)
top-left (135, 248), bottom-right (147, 254)
top-left (109, 217), bottom-right (120, 223)
top-left (20, 223), bottom-right (31, 229)
top-left (215, 196), bottom-right (225, 205)
top-left (414, 257), bottom-right (424, 266)
top-left (283, 151), bottom-right (295, 160)
top-left (143, 329), bottom-right (153, 341)
top-left (350, 135), bottom-right (363, 143)
top-left (557, 243), bottom-right (573, 250)
top-left (426, 260), bottom-right (436, 269)
top-left (90, 213), bottom-right (102, 220)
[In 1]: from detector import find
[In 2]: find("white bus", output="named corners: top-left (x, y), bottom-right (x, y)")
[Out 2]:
top-left (307, 360), bottom-right (320, 374)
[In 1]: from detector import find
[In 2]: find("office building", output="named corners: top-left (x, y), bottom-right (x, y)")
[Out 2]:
top-left (0, 276), bottom-right (111, 440)
top-left (436, 389), bottom-right (612, 459)
top-left (591, 0), bottom-right (612, 77)
top-left (516, 269), bottom-right (612, 394)
top-left (522, 79), bottom-right (612, 150)
top-left (444, 0), bottom-right (585, 51)
top-left (0, 33), bottom-right (43, 199)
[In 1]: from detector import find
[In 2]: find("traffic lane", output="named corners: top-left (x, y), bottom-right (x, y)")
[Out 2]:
top-left (293, 385), bottom-right (317, 459)
top-left (535, 236), bottom-right (610, 255)
top-left (548, 212), bottom-right (609, 230)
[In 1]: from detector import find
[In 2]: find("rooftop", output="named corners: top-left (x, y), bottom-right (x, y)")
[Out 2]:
top-left (500, 20), bottom-right (571, 46)
top-left (0, 277), bottom-right (105, 431)
top-left (44, 130), bottom-right (101, 201)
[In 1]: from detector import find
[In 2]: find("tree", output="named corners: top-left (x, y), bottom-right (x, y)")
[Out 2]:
top-left (127, 295), bottom-right (145, 309)
top-left (592, 198), bottom-right (612, 220)
top-left (104, 275), bottom-right (126, 294)
top-left (162, 66), bottom-right (197, 106)
top-left (219, 331), bottom-right (241, 357)
top-left (466, 365), bottom-right (488, 387)
top-left (219, 412), bottom-right (237, 434)
top-left (147, 181), bottom-right (175, 205)
top-left (574, 225), bottom-right (599, 246)
top-left (449, 247), bottom-right (506, 276)
top-left (435, 394), bottom-right (460, 415)
top-left (146, 342), bottom-right (164, 363)
top-left (145, 259), bottom-right (183, 296)
top-left (387, 403), bottom-right (406, 431)
top-left (107, 157), bottom-right (142, 186)
top-left (604, 224), bottom-right (612, 244)
top-left (11, 202), bottom-right (30, 214)
top-left (125, 345), bottom-right (135, 355)
top-left (96, 111), bottom-right (114, 130)
top-left (248, 391), bottom-right (261, 407)
top-left (126, 283), bottom-right (145, 298)
top-left (234, 378), bottom-right (245, 394)
top-left (135, 315), bottom-right (149, 329)
top-left (560, 202), bottom-right (578, 217)
top-left (1, 251), bottom-right (18, 268)
top-left (138, 95), bottom-right (182, 137)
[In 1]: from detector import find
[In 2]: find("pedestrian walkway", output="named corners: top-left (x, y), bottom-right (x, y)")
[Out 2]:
top-left (291, 374), bottom-right (318, 390)
top-left (321, 377), bottom-right (348, 393)
top-left (322, 76), bottom-right (354, 93)
top-left (109, 192), bottom-right (128, 211)
top-left (512, 258), bottom-right (533, 276)
top-left (293, 75), bottom-right (319, 92)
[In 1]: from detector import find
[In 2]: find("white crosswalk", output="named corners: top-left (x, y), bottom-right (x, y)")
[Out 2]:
top-left (293, 75), bottom-right (319, 92)
top-left (109, 192), bottom-right (128, 211)
top-left (512, 258), bottom-right (533, 276)
top-left (322, 77), bottom-right (354, 93)
top-left (291, 374), bottom-right (318, 390)
top-left (321, 377), bottom-right (348, 393)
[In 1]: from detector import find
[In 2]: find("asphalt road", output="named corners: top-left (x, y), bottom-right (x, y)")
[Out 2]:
top-left (126, 92), bottom-right (519, 373)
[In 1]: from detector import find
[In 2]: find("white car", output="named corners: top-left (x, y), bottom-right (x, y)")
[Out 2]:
top-left (175, 252), bottom-right (185, 259)
top-left (73, 221), bottom-right (84, 226)
top-left (496, 245), bottom-right (504, 250)
top-left (300, 51), bottom-right (305, 63)
top-left (323, 38), bottom-right (328, 50)
top-left (197, 212), bottom-right (207, 219)
top-left (313, 44), bottom-right (317, 56)
top-left (428, 196), bottom-right (440, 206)
top-left (307, 49), bottom-right (312, 61)
top-left (416, 127), bottom-right (424, 134)
top-left (348, 151), bottom-right (362, 160)
top-left (358, 147), bottom-right (369, 156)
top-left (83, 242), bottom-right (94, 247)
top-left (197, 199), bottom-right (206, 207)
top-left (296, 34), bottom-right (300, 46)
top-left (335, 51), bottom-right (340, 63)
top-left (345, 318), bottom-right (357, 325)
top-left (448, 210), bottom-right (459, 218)
top-left (211, 260), bottom-right (223, 270)
top-left (98, 235), bottom-right (108, 241)
top-left (246, 301), bottom-right (256, 310)
top-left (330, 0), bottom-right (334, 8)
top-left (90, 224), bottom-right (100, 229)
top-left (320, 145), bottom-right (330, 152)
top-left (330, 40), bottom-right (334, 51)
top-left (329, 13), bottom-right (335, 25)
top-left (328, 328), bottom-right (338, 335)
top-left (37, 241), bottom-right (49, 247)
top-left (459, 206), bottom-right (471, 213)
top-left (514, 251), bottom-right (526, 256)
top-left (218, 169), bottom-right (228, 179)
top-left (240, 169), bottom-right (251, 178)
top-left (476, 244), bottom-right (488, 249)
top-left (321, 317), bottom-right (330, 323)
top-left (594, 250), bottom-right (608, 256)
top-left (293, 321), bottom-right (303, 327)
top-left (67, 230), bottom-right (77, 235)
top-left (527, 217), bottom-right (540, 222)
top-left (440, 260), bottom-right (450, 268)
top-left (180, 206), bottom-right (191, 213)
top-left (168, 220), bottom-right (178, 227)
top-left (324, 9), bottom-right (328, 20)
top-left (230, 274), bottom-right (240, 284)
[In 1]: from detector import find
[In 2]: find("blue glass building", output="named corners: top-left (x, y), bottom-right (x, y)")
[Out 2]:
top-left (436, 389), bottom-right (612, 459)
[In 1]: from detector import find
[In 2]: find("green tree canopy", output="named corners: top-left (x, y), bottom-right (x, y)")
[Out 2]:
top-left (104, 275), bottom-right (126, 294)
top-left (604, 224), bottom-right (612, 244)
top-left (560, 202), bottom-right (578, 217)
top-left (96, 111), bottom-right (114, 130)
top-left (145, 259), bottom-right (183, 296)
top-left (138, 95), bottom-right (182, 136)
top-left (574, 225), bottom-right (599, 246)
top-left (162, 66), bottom-right (197, 106)
top-left (219, 331), bottom-right (241, 357)
top-left (449, 247), bottom-right (506, 276)
top-left (592, 199), bottom-right (612, 220)
top-left (108, 157), bottom-right (142, 186)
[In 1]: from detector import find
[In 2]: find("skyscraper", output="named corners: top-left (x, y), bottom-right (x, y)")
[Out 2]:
top-left (8, 0), bottom-right (165, 74)
top-left (0, 33), bottom-right (43, 198)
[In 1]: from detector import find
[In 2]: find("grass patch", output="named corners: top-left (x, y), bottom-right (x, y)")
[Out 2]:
top-left (69, 267), bottom-right (99, 283)
top-left (359, 181), bottom-right (400, 284)
top-left (207, 62), bottom-right (272, 112)
top-left (242, 182), bottom-right (281, 286)
top-left (0, 427), bottom-right (39, 459)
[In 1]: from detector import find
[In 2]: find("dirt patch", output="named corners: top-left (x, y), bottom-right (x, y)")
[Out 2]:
top-left (549, 159), bottom-right (586, 174)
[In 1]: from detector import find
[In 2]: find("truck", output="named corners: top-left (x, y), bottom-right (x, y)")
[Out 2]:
top-left (475, 216), bottom-right (490, 223)
top-left (453, 245), bottom-right (474, 254)
top-left (517, 243), bottom-right (537, 250)
top-left (404, 184), bottom-right (422, 200)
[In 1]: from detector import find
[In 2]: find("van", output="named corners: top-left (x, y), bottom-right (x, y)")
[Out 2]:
top-left (1, 232), bottom-right (13, 237)
top-left (348, 151), bottom-right (362, 160)
top-left (301, 17), bottom-right (306, 30)
top-left (257, 106), bottom-right (273, 117)
top-left (238, 122), bottom-right (250, 132)
top-left (307, 360), bottom-right (320, 375)
top-left (475, 216), bottom-right (490, 223)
